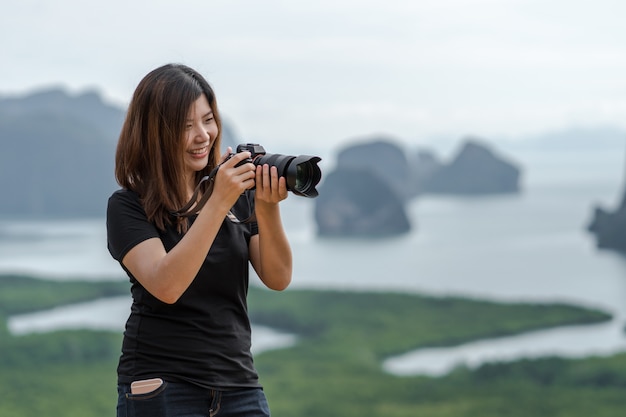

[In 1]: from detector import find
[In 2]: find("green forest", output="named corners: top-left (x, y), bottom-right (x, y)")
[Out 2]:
top-left (2, 274), bottom-right (626, 416)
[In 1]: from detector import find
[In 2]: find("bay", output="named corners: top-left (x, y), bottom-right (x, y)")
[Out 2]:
top-left (2, 147), bottom-right (626, 375)
top-left (6, 295), bottom-right (297, 355)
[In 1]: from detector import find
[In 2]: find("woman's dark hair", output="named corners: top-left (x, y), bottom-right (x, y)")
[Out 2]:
top-left (115, 63), bottom-right (222, 232)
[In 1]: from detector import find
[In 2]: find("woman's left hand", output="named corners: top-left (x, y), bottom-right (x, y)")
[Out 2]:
top-left (249, 163), bottom-right (292, 291)
top-left (254, 164), bottom-right (288, 205)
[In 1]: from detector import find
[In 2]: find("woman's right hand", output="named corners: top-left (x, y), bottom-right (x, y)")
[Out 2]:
top-left (210, 148), bottom-right (257, 209)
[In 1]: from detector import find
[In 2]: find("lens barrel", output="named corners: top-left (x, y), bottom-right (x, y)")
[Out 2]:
top-left (254, 153), bottom-right (322, 198)
top-left (236, 143), bottom-right (321, 198)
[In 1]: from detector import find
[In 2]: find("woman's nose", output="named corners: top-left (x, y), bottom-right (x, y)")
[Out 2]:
top-left (194, 125), bottom-right (211, 140)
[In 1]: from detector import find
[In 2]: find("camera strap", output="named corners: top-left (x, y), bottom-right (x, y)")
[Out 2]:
top-left (170, 164), bottom-right (256, 224)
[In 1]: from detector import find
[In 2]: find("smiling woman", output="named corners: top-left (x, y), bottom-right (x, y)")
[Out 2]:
top-left (107, 63), bottom-right (294, 417)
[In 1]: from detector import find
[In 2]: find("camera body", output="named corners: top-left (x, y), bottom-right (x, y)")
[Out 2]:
top-left (236, 143), bottom-right (267, 158)
top-left (228, 143), bottom-right (322, 198)
top-left (231, 143), bottom-right (267, 167)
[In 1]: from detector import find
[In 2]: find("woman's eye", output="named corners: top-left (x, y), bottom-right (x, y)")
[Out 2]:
top-left (185, 124), bottom-right (193, 130)
top-left (204, 117), bottom-right (214, 124)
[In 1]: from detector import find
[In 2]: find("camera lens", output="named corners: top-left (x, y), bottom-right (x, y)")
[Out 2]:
top-left (296, 163), bottom-right (309, 190)
top-left (254, 153), bottom-right (322, 198)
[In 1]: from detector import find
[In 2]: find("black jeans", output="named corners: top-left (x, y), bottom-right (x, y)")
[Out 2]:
top-left (117, 381), bottom-right (270, 417)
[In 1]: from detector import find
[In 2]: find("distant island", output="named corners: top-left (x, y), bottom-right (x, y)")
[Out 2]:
top-left (314, 138), bottom-right (522, 237)
top-left (588, 193), bottom-right (626, 254)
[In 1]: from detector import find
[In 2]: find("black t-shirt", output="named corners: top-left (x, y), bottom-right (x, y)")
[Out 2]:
top-left (106, 189), bottom-right (260, 389)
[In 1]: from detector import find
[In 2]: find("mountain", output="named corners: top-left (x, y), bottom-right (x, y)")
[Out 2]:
top-left (0, 88), bottom-right (122, 217)
top-left (0, 87), bottom-right (239, 218)
top-left (422, 139), bottom-right (521, 195)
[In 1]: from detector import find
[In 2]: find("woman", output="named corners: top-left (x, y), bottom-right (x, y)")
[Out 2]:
top-left (107, 63), bottom-right (292, 417)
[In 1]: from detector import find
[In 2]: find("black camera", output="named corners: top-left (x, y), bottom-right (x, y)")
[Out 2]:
top-left (231, 143), bottom-right (322, 198)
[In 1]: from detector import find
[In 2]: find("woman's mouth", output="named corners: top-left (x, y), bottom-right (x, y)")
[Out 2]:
top-left (189, 146), bottom-right (209, 158)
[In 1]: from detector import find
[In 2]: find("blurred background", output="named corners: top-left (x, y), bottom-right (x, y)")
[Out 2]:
top-left (2, 1), bottom-right (626, 415)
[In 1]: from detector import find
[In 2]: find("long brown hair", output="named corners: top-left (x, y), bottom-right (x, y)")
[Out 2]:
top-left (115, 63), bottom-right (222, 231)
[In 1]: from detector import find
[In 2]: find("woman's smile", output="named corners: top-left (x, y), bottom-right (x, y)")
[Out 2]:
top-left (188, 145), bottom-right (209, 159)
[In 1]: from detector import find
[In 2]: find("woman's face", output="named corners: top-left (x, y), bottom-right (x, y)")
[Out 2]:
top-left (183, 93), bottom-right (218, 181)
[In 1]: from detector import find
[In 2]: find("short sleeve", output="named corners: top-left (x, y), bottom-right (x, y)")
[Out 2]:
top-left (106, 189), bottom-right (160, 262)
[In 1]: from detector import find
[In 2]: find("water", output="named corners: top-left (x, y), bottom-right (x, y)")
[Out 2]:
top-left (6, 295), bottom-right (297, 354)
top-left (3, 147), bottom-right (626, 374)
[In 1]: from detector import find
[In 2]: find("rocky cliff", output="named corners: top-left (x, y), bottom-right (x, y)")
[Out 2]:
top-left (588, 189), bottom-right (626, 254)
top-left (423, 139), bottom-right (521, 195)
top-left (314, 137), bottom-right (521, 237)
top-left (314, 167), bottom-right (411, 237)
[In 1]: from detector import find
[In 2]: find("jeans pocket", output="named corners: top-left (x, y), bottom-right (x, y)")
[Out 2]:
top-left (127, 380), bottom-right (167, 400)
top-left (122, 381), bottom-right (169, 417)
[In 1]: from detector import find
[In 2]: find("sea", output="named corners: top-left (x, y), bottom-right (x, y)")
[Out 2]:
top-left (3, 145), bottom-right (626, 376)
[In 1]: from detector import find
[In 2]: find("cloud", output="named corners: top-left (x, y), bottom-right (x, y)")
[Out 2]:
top-left (2, 0), bottom-right (626, 147)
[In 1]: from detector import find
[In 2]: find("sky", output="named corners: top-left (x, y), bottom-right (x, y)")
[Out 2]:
top-left (2, 0), bottom-right (626, 153)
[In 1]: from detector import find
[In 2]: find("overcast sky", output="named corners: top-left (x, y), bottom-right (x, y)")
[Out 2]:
top-left (2, 0), bottom-right (625, 152)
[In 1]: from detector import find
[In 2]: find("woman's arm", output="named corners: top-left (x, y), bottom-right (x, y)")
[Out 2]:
top-left (249, 164), bottom-right (293, 291)
top-left (121, 152), bottom-right (257, 304)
